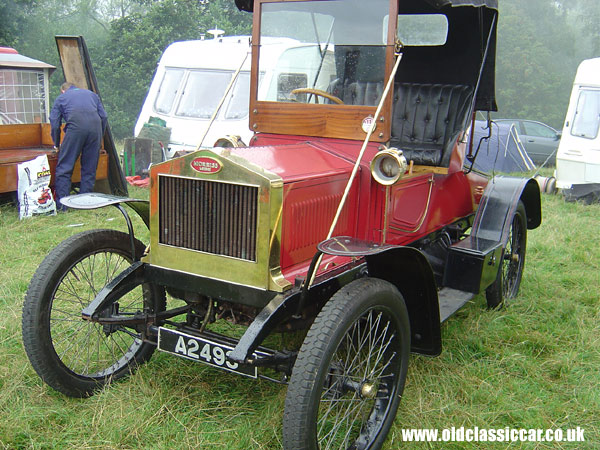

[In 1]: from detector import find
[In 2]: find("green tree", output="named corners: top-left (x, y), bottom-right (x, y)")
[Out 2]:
top-left (0, 0), bottom-right (39, 47)
top-left (493, 0), bottom-right (599, 129)
top-left (11, 0), bottom-right (120, 100)
top-left (558, 0), bottom-right (600, 55)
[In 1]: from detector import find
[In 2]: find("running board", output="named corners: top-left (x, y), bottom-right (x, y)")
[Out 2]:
top-left (438, 288), bottom-right (475, 323)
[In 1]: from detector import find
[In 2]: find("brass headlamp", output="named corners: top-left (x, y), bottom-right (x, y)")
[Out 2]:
top-left (213, 135), bottom-right (246, 148)
top-left (370, 147), bottom-right (408, 185)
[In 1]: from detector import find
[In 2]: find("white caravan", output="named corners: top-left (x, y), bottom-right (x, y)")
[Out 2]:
top-left (556, 57), bottom-right (600, 192)
top-left (135, 35), bottom-right (335, 158)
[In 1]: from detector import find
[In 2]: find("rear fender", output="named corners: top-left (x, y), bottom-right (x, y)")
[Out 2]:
top-left (472, 176), bottom-right (541, 245)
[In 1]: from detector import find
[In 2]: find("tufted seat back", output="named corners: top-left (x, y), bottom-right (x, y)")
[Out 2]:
top-left (329, 79), bottom-right (383, 106)
top-left (390, 83), bottom-right (473, 166)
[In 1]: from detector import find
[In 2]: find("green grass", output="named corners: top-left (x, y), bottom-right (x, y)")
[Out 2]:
top-left (0, 188), bottom-right (598, 449)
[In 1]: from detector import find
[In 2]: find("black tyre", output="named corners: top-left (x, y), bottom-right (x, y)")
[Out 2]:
top-left (486, 201), bottom-right (527, 309)
top-left (283, 278), bottom-right (410, 450)
top-left (22, 229), bottom-right (165, 397)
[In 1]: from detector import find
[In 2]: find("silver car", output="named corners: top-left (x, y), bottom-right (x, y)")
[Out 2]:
top-left (495, 119), bottom-right (562, 166)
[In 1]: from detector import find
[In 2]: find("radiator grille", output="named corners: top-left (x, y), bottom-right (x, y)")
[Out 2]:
top-left (159, 176), bottom-right (258, 261)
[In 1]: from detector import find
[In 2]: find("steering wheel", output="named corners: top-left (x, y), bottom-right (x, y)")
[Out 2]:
top-left (291, 88), bottom-right (345, 105)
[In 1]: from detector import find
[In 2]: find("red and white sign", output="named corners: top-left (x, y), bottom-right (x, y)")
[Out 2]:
top-left (190, 157), bottom-right (222, 174)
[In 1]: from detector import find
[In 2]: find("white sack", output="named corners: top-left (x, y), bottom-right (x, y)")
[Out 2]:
top-left (18, 154), bottom-right (57, 219)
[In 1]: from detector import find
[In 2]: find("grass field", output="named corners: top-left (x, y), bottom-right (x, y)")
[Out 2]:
top-left (0, 186), bottom-right (598, 449)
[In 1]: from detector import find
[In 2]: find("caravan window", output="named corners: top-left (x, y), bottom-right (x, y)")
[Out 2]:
top-left (571, 89), bottom-right (600, 139)
top-left (176, 70), bottom-right (232, 118)
top-left (0, 69), bottom-right (46, 124)
top-left (154, 68), bottom-right (184, 114)
top-left (224, 71), bottom-right (251, 120)
top-left (277, 73), bottom-right (308, 102)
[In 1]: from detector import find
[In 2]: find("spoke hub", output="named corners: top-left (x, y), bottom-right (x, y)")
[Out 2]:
top-left (360, 382), bottom-right (377, 399)
top-left (101, 302), bottom-right (120, 335)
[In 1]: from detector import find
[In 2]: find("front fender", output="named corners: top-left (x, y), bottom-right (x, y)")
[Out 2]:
top-left (315, 237), bottom-right (442, 356)
top-left (60, 192), bottom-right (150, 228)
top-left (366, 247), bottom-right (441, 356)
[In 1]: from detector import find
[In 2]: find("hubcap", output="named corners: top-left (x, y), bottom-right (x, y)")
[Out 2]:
top-left (360, 382), bottom-right (377, 399)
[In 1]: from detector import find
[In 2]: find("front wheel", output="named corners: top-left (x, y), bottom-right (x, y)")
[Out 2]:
top-left (486, 201), bottom-right (527, 308)
top-left (22, 229), bottom-right (165, 397)
top-left (283, 278), bottom-right (410, 450)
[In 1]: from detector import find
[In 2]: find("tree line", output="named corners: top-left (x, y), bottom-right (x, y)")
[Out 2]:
top-left (1, 0), bottom-right (598, 138)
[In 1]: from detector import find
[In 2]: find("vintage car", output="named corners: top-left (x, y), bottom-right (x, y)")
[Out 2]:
top-left (22, 0), bottom-right (541, 449)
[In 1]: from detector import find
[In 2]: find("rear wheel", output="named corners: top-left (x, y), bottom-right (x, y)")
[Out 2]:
top-left (22, 229), bottom-right (165, 397)
top-left (486, 201), bottom-right (527, 308)
top-left (283, 278), bottom-right (410, 450)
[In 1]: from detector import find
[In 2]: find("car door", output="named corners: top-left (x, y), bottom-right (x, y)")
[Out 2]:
top-left (519, 121), bottom-right (561, 166)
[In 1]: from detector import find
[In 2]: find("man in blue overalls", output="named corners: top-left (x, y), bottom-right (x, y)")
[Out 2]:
top-left (50, 82), bottom-right (108, 210)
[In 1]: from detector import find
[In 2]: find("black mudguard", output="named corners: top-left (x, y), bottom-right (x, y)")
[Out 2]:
top-left (365, 247), bottom-right (441, 356)
top-left (60, 192), bottom-right (150, 228)
top-left (472, 176), bottom-right (541, 244)
top-left (316, 237), bottom-right (442, 356)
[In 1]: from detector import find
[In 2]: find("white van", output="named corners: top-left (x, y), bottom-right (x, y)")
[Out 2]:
top-left (135, 35), bottom-right (335, 158)
top-left (556, 57), bottom-right (600, 193)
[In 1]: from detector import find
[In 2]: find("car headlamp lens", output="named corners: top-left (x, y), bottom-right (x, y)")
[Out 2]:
top-left (370, 148), bottom-right (408, 185)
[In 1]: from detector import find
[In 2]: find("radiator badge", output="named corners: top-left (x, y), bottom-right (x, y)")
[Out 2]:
top-left (190, 156), bottom-right (222, 174)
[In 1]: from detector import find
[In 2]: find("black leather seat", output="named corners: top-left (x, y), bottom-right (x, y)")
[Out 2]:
top-left (390, 83), bottom-right (473, 166)
top-left (327, 46), bottom-right (385, 106)
top-left (329, 79), bottom-right (383, 106)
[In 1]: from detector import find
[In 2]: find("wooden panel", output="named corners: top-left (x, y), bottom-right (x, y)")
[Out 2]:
top-left (0, 124), bottom-right (43, 148)
top-left (0, 149), bottom-right (108, 194)
top-left (56, 39), bottom-right (89, 89)
top-left (0, 147), bottom-right (55, 164)
top-left (0, 124), bottom-right (73, 151)
top-left (41, 123), bottom-right (55, 146)
top-left (408, 165), bottom-right (449, 176)
top-left (251, 102), bottom-right (391, 142)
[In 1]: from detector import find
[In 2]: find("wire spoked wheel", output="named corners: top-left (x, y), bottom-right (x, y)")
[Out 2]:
top-left (317, 310), bottom-right (401, 448)
top-left (486, 201), bottom-right (527, 308)
top-left (22, 229), bottom-right (165, 397)
top-left (283, 278), bottom-right (410, 450)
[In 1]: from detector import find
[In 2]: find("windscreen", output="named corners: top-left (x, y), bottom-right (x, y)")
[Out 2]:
top-left (258, 0), bottom-right (389, 106)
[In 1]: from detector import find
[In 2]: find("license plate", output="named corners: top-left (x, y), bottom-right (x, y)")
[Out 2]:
top-left (157, 327), bottom-right (261, 378)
